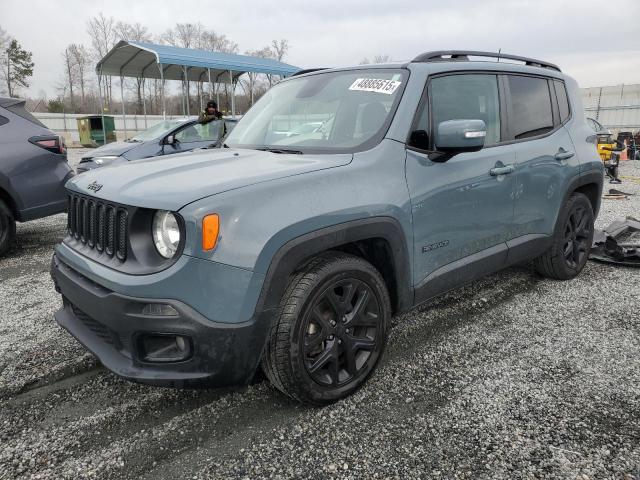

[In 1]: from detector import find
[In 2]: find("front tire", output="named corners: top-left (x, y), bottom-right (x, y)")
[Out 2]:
top-left (262, 252), bottom-right (391, 405)
top-left (0, 199), bottom-right (16, 257)
top-left (534, 192), bottom-right (594, 280)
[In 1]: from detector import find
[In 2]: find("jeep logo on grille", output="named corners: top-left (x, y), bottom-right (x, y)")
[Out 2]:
top-left (87, 181), bottom-right (103, 192)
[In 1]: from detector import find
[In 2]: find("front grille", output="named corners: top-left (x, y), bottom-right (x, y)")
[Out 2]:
top-left (67, 193), bottom-right (128, 261)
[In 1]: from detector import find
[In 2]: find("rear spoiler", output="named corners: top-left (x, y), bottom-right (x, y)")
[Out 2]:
top-left (0, 97), bottom-right (25, 108)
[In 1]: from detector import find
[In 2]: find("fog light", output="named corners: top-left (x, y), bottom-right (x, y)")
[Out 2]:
top-left (142, 303), bottom-right (179, 317)
top-left (138, 334), bottom-right (192, 363)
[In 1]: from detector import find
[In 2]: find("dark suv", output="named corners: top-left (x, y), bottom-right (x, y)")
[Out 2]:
top-left (51, 51), bottom-right (603, 404)
top-left (0, 98), bottom-right (73, 255)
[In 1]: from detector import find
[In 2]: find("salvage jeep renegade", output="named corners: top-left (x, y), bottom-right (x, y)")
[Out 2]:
top-left (51, 51), bottom-right (604, 404)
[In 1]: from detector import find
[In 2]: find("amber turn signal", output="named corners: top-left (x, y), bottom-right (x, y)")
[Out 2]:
top-left (202, 214), bottom-right (219, 251)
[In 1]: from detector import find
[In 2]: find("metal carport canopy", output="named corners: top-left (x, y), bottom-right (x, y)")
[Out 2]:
top-left (96, 40), bottom-right (300, 82)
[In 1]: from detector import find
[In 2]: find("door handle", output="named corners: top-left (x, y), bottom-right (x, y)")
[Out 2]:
top-left (489, 165), bottom-right (515, 176)
top-left (555, 150), bottom-right (575, 161)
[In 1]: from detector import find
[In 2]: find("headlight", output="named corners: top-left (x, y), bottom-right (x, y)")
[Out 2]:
top-left (152, 210), bottom-right (181, 258)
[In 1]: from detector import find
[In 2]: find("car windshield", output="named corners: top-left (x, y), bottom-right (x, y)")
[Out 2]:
top-left (129, 119), bottom-right (187, 142)
top-left (225, 69), bottom-right (408, 153)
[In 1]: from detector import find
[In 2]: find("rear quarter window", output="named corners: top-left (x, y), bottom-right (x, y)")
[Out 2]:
top-left (554, 80), bottom-right (571, 123)
top-left (0, 115), bottom-right (8, 127)
top-left (506, 75), bottom-right (554, 140)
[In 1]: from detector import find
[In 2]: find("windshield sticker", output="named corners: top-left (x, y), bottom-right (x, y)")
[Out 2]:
top-left (349, 78), bottom-right (402, 95)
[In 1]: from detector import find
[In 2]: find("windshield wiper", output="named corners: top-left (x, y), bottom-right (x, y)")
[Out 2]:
top-left (256, 147), bottom-right (303, 155)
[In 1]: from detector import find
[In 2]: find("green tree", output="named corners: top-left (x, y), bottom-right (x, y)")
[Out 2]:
top-left (2, 39), bottom-right (34, 97)
top-left (47, 99), bottom-right (65, 113)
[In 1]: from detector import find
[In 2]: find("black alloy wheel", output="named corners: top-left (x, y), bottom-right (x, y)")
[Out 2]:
top-left (301, 278), bottom-right (381, 387)
top-left (261, 252), bottom-right (391, 404)
top-left (562, 205), bottom-right (591, 270)
top-left (534, 192), bottom-right (594, 280)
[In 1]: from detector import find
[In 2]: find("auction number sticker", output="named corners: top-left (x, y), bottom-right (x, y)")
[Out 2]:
top-left (349, 78), bottom-right (402, 95)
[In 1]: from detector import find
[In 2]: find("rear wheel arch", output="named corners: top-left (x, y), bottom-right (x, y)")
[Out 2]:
top-left (558, 171), bottom-right (603, 223)
top-left (0, 185), bottom-right (19, 220)
top-left (573, 182), bottom-right (600, 217)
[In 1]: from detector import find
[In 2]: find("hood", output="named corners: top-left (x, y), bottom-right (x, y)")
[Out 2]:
top-left (82, 141), bottom-right (138, 160)
top-left (66, 148), bottom-right (353, 210)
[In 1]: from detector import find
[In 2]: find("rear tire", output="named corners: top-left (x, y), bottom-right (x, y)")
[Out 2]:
top-left (534, 192), bottom-right (594, 280)
top-left (262, 252), bottom-right (391, 405)
top-left (0, 199), bottom-right (16, 257)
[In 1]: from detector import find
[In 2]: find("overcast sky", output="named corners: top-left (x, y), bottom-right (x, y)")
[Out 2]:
top-left (2, 0), bottom-right (639, 98)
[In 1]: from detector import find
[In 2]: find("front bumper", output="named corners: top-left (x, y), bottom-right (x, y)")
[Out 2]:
top-left (51, 254), bottom-right (269, 387)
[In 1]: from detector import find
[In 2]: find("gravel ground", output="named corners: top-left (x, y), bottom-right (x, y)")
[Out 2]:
top-left (0, 152), bottom-right (639, 479)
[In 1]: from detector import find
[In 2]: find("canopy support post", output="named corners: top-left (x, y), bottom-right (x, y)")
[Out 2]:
top-left (184, 66), bottom-right (190, 117)
top-left (120, 76), bottom-right (127, 139)
top-left (199, 71), bottom-right (205, 112)
top-left (181, 67), bottom-right (186, 117)
top-left (158, 63), bottom-right (166, 119)
top-left (97, 67), bottom-right (107, 145)
top-left (229, 70), bottom-right (235, 118)
top-left (208, 68), bottom-right (214, 109)
top-left (142, 78), bottom-right (148, 129)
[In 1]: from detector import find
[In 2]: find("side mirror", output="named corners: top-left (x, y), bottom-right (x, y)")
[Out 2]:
top-left (164, 134), bottom-right (176, 145)
top-left (435, 119), bottom-right (486, 153)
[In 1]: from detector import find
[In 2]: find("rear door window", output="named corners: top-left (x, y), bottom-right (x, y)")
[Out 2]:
top-left (506, 75), bottom-right (554, 140)
top-left (554, 80), bottom-right (571, 123)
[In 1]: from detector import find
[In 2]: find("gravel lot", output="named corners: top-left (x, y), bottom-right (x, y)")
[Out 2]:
top-left (0, 151), bottom-right (639, 479)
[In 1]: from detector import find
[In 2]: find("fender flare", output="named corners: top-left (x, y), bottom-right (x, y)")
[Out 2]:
top-left (252, 216), bottom-right (414, 321)
top-left (0, 176), bottom-right (20, 219)
top-left (563, 169), bottom-right (604, 218)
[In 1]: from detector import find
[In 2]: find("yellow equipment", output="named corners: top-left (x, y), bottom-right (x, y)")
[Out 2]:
top-left (596, 132), bottom-right (623, 183)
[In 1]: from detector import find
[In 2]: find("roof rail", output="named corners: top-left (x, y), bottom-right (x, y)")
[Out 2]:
top-left (412, 50), bottom-right (561, 72)
top-left (292, 68), bottom-right (329, 77)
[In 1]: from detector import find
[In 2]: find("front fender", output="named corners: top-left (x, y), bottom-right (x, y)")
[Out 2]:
top-left (252, 217), bottom-right (413, 318)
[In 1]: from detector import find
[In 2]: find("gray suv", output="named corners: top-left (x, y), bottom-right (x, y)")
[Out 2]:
top-left (51, 51), bottom-right (603, 404)
top-left (0, 98), bottom-right (74, 255)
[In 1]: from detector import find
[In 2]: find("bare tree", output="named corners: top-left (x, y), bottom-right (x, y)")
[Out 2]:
top-left (68, 44), bottom-right (90, 108)
top-left (115, 22), bottom-right (151, 113)
top-left (374, 54), bottom-right (391, 63)
top-left (62, 47), bottom-right (76, 109)
top-left (199, 30), bottom-right (239, 111)
top-left (0, 25), bottom-right (9, 95)
top-left (259, 39), bottom-right (290, 87)
top-left (270, 39), bottom-right (289, 62)
top-left (162, 22), bottom-right (203, 49)
top-left (360, 55), bottom-right (391, 65)
top-left (87, 13), bottom-right (117, 108)
top-left (200, 31), bottom-right (239, 54)
top-left (0, 26), bottom-right (8, 55)
top-left (241, 47), bottom-right (271, 106)
top-left (162, 23), bottom-right (206, 113)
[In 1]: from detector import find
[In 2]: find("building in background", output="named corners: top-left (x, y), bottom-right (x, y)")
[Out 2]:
top-left (581, 84), bottom-right (640, 134)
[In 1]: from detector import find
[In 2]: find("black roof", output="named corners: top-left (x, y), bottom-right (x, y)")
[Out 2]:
top-left (0, 97), bottom-right (24, 108)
